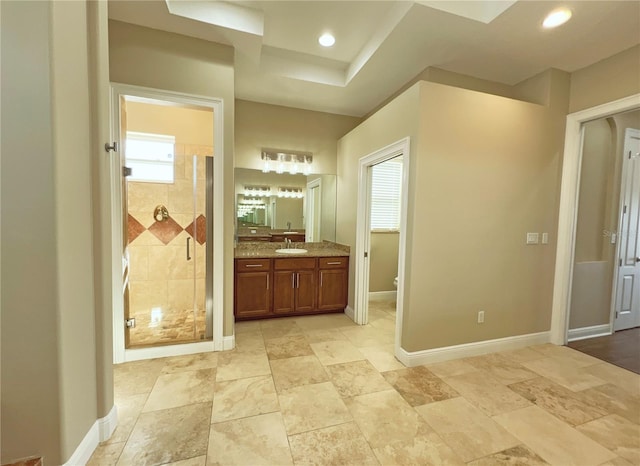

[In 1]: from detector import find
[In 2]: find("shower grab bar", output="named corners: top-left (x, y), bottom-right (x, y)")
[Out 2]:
top-left (187, 237), bottom-right (192, 261)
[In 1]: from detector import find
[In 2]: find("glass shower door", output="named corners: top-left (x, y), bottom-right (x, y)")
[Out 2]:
top-left (125, 143), bottom-right (212, 347)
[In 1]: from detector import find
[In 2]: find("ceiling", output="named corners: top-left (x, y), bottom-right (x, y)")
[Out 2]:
top-left (108, 0), bottom-right (640, 117)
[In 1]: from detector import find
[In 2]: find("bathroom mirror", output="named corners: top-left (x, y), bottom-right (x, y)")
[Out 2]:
top-left (235, 168), bottom-right (337, 242)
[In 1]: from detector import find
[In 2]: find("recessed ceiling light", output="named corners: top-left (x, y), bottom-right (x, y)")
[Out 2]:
top-left (543, 8), bottom-right (572, 29)
top-left (318, 33), bottom-right (335, 47)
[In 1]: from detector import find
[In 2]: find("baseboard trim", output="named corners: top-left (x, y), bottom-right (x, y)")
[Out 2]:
top-left (124, 340), bottom-right (215, 362)
top-left (368, 291), bottom-right (397, 301)
top-left (567, 324), bottom-right (611, 342)
top-left (396, 331), bottom-right (551, 367)
top-left (98, 404), bottom-right (118, 442)
top-left (222, 334), bottom-right (236, 351)
top-left (63, 405), bottom-right (118, 466)
top-left (345, 305), bottom-right (355, 321)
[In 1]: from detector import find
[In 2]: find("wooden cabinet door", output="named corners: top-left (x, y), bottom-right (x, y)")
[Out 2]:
top-left (295, 270), bottom-right (316, 312)
top-left (235, 271), bottom-right (271, 318)
top-left (273, 271), bottom-right (295, 314)
top-left (318, 269), bottom-right (348, 311)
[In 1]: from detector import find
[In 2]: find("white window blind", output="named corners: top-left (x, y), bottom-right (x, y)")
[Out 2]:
top-left (125, 131), bottom-right (176, 183)
top-left (370, 159), bottom-right (402, 231)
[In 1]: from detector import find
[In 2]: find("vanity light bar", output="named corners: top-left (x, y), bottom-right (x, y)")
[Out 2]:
top-left (261, 149), bottom-right (313, 175)
top-left (243, 185), bottom-right (271, 197)
top-left (277, 187), bottom-right (304, 199)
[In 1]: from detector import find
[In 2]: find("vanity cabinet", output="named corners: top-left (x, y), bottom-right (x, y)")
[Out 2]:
top-left (234, 259), bottom-right (272, 319)
top-left (272, 258), bottom-right (316, 314)
top-left (234, 255), bottom-right (349, 320)
top-left (318, 257), bottom-right (349, 311)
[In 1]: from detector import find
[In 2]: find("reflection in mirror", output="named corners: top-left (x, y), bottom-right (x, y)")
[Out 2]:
top-left (235, 168), bottom-right (337, 242)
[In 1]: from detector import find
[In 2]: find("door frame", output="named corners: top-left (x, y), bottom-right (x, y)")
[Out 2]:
top-left (550, 93), bottom-right (640, 345)
top-left (354, 137), bottom-right (410, 354)
top-left (110, 83), bottom-right (225, 362)
top-left (305, 177), bottom-right (322, 241)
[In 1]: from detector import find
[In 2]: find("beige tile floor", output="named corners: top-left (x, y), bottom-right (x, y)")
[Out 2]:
top-left (90, 301), bottom-right (640, 466)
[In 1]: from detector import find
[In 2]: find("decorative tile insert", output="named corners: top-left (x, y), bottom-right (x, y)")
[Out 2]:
top-left (185, 214), bottom-right (207, 245)
top-left (147, 216), bottom-right (184, 245)
top-left (128, 214), bottom-right (146, 244)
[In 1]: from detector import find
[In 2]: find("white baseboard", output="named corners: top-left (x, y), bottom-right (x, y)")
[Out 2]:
top-left (63, 405), bottom-right (119, 466)
top-left (396, 331), bottom-right (551, 367)
top-left (124, 340), bottom-right (215, 362)
top-left (345, 305), bottom-right (355, 321)
top-left (368, 291), bottom-right (397, 301)
top-left (222, 334), bottom-right (236, 351)
top-left (98, 404), bottom-right (118, 442)
top-left (567, 324), bottom-right (611, 342)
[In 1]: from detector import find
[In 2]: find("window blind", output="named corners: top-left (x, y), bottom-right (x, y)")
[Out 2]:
top-left (370, 159), bottom-right (402, 230)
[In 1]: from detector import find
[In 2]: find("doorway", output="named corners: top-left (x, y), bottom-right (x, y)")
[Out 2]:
top-left (354, 138), bottom-right (410, 356)
top-left (551, 94), bottom-right (640, 347)
top-left (306, 178), bottom-right (322, 242)
top-left (110, 84), bottom-right (225, 362)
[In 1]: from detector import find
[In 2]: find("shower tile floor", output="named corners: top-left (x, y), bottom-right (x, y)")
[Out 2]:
top-left (90, 300), bottom-right (639, 465)
top-left (128, 307), bottom-right (207, 347)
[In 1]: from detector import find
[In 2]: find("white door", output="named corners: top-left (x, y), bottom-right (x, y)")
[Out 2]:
top-left (614, 128), bottom-right (640, 331)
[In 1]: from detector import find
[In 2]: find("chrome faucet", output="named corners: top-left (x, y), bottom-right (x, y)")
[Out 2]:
top-left (287, 222), bottom-right (291, 231)
top-left (285, 238), bottom-right (292, 249)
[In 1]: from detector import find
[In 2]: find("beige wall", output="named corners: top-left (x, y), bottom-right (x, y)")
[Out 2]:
top-left (109, 20), bottom-right (237, 336)
top-left (88, 0), bottom-right (114, 423)
top-left (365, 66), bottom-right (517, 119)
top-left (575, 119), bottom-right (615, 262)
top-left (338, 80), bottom-right (567, 352)
top-left (406, 82), bottom-right (563, 351)
top-left (569, 45), bottom-right (640, 113)
top-left (235, 99), bottom-right (361, 174)
top-left (370, 232), bottom-right (400, 292)
top-left (274, 198), bottom-right (305, 230)
top-left (319, 174), bottom-right (337, 242)
top-left (2, 1), bottom-right (101, 463)
top-left (126, 101), bottom-right (214, 146)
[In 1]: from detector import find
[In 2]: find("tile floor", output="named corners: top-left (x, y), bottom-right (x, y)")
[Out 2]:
top-left (89, 301), bottom-right (640, 466)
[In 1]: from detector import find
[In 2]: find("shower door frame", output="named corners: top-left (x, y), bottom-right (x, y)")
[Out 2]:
top-left (110, 83), bottom-right (225, 363)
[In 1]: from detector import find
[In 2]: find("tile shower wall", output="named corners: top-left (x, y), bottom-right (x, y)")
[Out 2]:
top-left (127, 143), bottom-right (211, 346)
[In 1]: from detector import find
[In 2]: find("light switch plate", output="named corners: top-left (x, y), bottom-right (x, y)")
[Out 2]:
top-left (527, 232), bottom-right (539, 245)
top-left (542, 232), bottom-right (549, 244)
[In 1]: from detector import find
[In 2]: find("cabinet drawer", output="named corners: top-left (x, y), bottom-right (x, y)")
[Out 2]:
top-left (274, 257), bottom-right (316, 270)
top-left (236, 259), bottom-right (271, 271)
top-left (319, 257), bottom-right (348, 269)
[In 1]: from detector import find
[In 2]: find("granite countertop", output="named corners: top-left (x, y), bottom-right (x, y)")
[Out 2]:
top-left (235, 241), bottom-right (350, 259)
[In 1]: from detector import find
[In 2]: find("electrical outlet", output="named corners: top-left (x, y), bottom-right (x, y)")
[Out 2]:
top-left (542, 232), bottom-right (549, 244)
top-left (477, 311), bottom-right (485, 324)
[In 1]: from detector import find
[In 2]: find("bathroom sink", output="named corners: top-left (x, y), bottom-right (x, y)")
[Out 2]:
top-left (283, 231), bottom-right (299, 234)
top-left (275, 248), bottom-right (308, 254)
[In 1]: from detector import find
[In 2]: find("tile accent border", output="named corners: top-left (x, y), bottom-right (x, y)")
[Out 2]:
top-left (567, 324), bottom-right (611, 342)
top-left (62, 405), bottom-right (118, 466)
top-left (396, 331), bottom-right (551, 367)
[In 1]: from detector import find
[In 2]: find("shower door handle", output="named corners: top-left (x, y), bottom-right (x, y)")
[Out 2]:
top-left (187, 237), bottom-right (192, 261)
